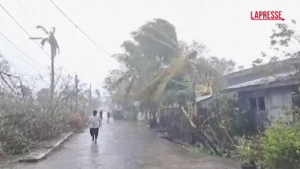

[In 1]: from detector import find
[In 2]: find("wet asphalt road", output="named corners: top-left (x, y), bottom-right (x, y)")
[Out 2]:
top-left (11, 120), bottom-right (239, 169)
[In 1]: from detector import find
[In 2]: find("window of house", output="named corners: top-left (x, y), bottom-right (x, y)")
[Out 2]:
top-left (249, 98), bottom-right (257, 110)
top-left (290, 86), bottom-right (300, 108)
top-left (257, 97), bottom-right (266, 110)
top-left (248, 97), bottom-right (266, 111)
top-left (292, 93), bottom-right (300, 108)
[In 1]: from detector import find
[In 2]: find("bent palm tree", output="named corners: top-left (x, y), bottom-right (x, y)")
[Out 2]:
top-left (134, 19), bottom-right (195, 104)
top-left (30, 26), bottom-right (60, 106)
top-left (111, 19), bottom-right (226, 125)
top-left (134, 19), bottom-right (225, 126)
top-left (112, 41), bottom-right (149, 100)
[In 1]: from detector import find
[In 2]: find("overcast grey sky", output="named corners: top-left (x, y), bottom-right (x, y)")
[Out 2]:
top-left (0, 0), bottom-right (300, 90)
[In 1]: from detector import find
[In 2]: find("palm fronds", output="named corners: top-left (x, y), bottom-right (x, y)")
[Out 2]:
top-left (36, 25), bottom-right (49, 35)
top-left (40, 38), bottom-right (49, 48)
top-left (51, 27), bottom-right (56, 34)
top-left (131, 31), bottom-right (177, 52)
top-left (140, 55), bottom-right (186, 103)
top-left (29, 37), bottom-right (44, 40)
top-left (105, 18), bottom-right (234, 115)
top-left (31, 26), bottom-right (60, 57)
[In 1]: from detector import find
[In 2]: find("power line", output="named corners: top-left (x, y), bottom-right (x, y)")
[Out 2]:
top-left (17, 0), bottom-right (36, 29)
top-left (48, 0), bottom-right (113, 58)
top-left (25, 0), bottom-right (46, 30)
top-left (0, 70), bottom-right (50, 95)
top-left (0, 4), bottom-right (71, 75)
top-left (35, 0), bottom-right (51, 24)
top-left (0, 56), bottom-right (50, 85)
top-left (0, 70), bottom-right (19, 78)
top-left (0, 35), bottom-right (50, 85)
top-left (17, 0), bottom-right (46, 40)
top-left (0, 33), bottom-right (45, 74)
top-left (0, 42), bottom-right (39, 75)
top-left (0, 71), bottom-right (46, 85)
top-left (25, 0), bottom-right (37, 16)
top-left (0, 33), bottom-right (45, 71)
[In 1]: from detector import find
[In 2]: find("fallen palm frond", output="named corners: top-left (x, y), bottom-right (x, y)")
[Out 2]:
top-left (139, 55), bottom-right (186, 103)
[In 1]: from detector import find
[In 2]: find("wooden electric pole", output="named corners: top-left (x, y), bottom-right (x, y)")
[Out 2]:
top-left (89, 84), bottom-right (92, 113)
top-left (75, 74), bottom-right (78, 113)
top-left (50, 54), bottom-right (54, 106)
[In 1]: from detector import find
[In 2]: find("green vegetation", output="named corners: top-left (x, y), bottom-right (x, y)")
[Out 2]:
top-left (0, 25), bottom-right (101, 156)
top-left (104, 18), bottom-right (300, 168)
top-left (0, 60), bottom-right (101, 155)
top-left (1, 14), bottom-right (299, 169)
top-left (237, 19), bottom-right (300, 169)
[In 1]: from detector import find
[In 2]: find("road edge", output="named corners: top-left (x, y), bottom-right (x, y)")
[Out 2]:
top-left (18, 132), bottom-right (74, 163)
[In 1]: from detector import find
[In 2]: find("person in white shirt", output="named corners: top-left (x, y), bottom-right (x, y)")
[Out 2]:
top-left (89, 110), bottom-right (101, 143)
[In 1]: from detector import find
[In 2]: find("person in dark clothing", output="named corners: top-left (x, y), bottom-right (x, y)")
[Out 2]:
top-left (88, 110), bottom-right (101, 143)
top-left (107, 111), bottom-right (111, 123)
top-left (99, 110), bottom-right (103, 120)
top-left (107, 111), bottom-right (110, 119)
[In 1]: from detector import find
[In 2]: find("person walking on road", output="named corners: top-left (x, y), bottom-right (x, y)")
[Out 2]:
top-left (107, 111), bottom-right (110, 119)
top-left (99, 110), bottom-right (103, 121)
top-left (89, 110), bottom-right (101, 143)
top-left (106, 111), bottom-right (111, 123)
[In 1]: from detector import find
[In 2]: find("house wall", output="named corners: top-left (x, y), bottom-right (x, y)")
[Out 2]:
top-left (238, 89), bottom-right (268, 127)
top-left (265, 87), bottom-right (293, 120)
top-left (238, 85), bottom-right (296, 125)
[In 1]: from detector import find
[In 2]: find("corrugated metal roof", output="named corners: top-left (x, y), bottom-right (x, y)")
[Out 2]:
top-left (224, 71), bottom-right (296, 90)
top-left (224, 57), bottom-right (299, 78)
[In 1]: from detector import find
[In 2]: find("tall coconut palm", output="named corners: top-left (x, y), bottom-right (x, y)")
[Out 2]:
top-left (30, 26), bottom-right (60, 106)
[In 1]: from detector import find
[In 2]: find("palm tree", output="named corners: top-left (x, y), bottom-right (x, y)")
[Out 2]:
top-left (132, 19), bottom-right (191, 102)
top-left (131, 18), bottom-right (179, 67)
top-left (133, 19), bottom-right (222, 126)
top-left (108, 19), bottom-right (235, 125)
top-left (109, 19), bottom-right (196, 124)
top-left (30, 26), bottom-right (60, 105)
top-left (112, 41), bottom-right (146, 92)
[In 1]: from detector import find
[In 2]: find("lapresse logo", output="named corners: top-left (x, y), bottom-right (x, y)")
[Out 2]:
top-left (251, 11), bottom-right (285, 21)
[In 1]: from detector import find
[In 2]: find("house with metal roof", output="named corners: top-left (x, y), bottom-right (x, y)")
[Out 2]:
top-left (223, 58), bottom-right (300, 128)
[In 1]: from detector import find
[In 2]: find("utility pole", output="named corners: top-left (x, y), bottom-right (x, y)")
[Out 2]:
top-left (75, 74), bottom-right (78, 113)
top-left (89, 83), bottom-right (92, 113)
top-left (50, 54), bottom-right (55, 106)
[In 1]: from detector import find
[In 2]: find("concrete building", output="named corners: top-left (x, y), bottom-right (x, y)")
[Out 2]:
top-left (223, 58), bottom-right (300, 128)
